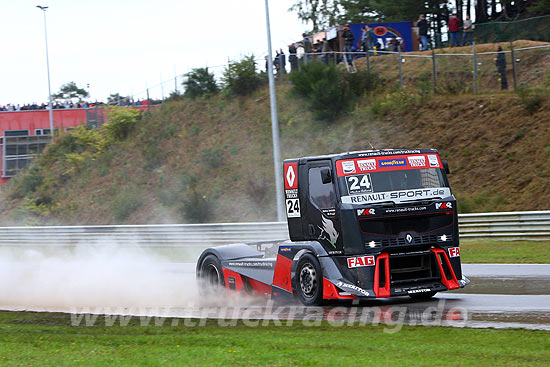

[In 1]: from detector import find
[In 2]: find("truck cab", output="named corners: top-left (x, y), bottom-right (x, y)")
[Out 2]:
top-left (283, 149), bottom-right (468, 299)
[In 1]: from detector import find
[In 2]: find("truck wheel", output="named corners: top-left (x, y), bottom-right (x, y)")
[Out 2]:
top-left (198, 255), bottom-right (225, 292)
top-left (408, 291), bottom-right (437, 300)
top-left (295, 253), bottom-right (323, 306)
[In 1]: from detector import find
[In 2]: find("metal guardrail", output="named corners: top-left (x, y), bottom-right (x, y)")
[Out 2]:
top-left (0, 211), bottom-right (548, 248)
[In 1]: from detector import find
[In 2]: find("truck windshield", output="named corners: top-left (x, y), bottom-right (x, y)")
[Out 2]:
top-left (336, 155), bottom-right (451, 205)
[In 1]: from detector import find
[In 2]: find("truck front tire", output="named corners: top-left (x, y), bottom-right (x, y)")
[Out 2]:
top-left (295, 253), bottom-right (323, 306)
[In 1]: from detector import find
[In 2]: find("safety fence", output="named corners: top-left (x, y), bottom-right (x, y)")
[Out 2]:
top-left (0, 211), bottom-right (548, 249)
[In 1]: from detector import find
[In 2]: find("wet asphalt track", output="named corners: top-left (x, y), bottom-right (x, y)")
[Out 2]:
top-left (157, 263), bottom-right (550, 330)
top-left (3, 263), bottom-right (550, 329)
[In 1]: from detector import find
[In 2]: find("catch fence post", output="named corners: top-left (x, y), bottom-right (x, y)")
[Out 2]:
top-left (366, 49), bottom-right (371, 73)
top-left (511, 44), bottom-right (518, 89)
top-left (398, 50), bottom-right (403, 88)
top-left (473, 42), bottom-right (478, 93)
top-left (432, 49), bottom-right (437, 93)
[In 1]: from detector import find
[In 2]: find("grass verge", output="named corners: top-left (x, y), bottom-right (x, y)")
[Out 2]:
top-left (0, 311), bottom-right (549, 366)
top-left (460, 241), bottom-right (550, 263)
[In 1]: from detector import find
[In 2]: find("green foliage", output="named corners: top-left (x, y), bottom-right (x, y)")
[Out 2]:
top-left (515, 87), bottom-right (545, 115)
top-left (200, 147), bottom-right (224, 169)
top-left (112, 188), bottom-right (144, 222)
top-left (368, 89), bottom-right (422, 118)
top-left (184, 68), bottom-right (219, 98)
top-left (9, 168), bottom-right (43, 199)
top-left (222, 56), bottom-right (265, 96)
top-left (290, 61), bottom-right (380, 120)
top-left (53, 81), bottom-right (89, 102)
top-left (456, 191), bottom-right (508, 213)
top-left (103, 107), bottom-right (141, 141)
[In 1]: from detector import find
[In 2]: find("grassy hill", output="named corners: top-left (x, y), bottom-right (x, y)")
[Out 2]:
top-left (1, 42), bottom-right (549, 225)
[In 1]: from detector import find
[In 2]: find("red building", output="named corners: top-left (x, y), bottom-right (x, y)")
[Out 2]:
top-left (0, 106), bottom-right (150, 185)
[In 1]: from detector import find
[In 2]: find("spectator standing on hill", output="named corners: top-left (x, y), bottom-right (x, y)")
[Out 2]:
top-left (448, 14), bottom-right (461, 47)
top-left (361, 25), bottom-right (375, 51)
top-left (288, 43), bottom-right (299, 71)
top-left (279, 49), bottom-right (286, 74)
top-left (494, 46), bottom-right (508, 90)
top-left (302, 33), bottom-right (312, 62)
top-left (321, 38), bottom-right (329, 64)
top-left (462, 15), bottom-right (474, 45)
top-left (417, 14), bottom-right (428, 51)
top-left (274, 51), bottom-right (281, 74)
top-left (342, 24), bottom-right (355, 66)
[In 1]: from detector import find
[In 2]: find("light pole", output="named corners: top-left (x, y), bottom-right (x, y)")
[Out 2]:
top-left (264, 0), bottom-right (284, 222)
top-left (36, 5), bottom-right (55, 137)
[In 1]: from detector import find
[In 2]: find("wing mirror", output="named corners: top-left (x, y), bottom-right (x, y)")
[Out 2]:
top-left (442, 160), bottom-right (450, 174)
top-left (321, 168), bottom-right (332, 184)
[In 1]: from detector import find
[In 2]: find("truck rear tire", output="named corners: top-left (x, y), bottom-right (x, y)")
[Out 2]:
top-left (198, 255), bottom-right (225, 293)
top-left (295, 253), bottom-right (323, 306)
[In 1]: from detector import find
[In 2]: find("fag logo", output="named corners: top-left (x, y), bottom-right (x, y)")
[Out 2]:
top-left (284, 163), bottom-right (297, 189)
top-left (347, 256), bottom-right (375, 268)
top-left (357, 159), bottom-right (376, 171)
top-left (407, 156), bottom-right (426, 167)
top-left (435, 202), bottom-right (452, 210)
top-left (449, 247), bottom-right (460, 257)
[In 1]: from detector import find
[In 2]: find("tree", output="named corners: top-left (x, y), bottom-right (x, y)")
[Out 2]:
top-left (290, 0), bottom-right (342, 32)
top-left (53, 82), bottom-right (89, 102)
top-left (107, 93), bottom-right (131, 105)
top-left (183, 68), bottom-right (219, 98)
top-left (222, 56), bottom-right (265, 96)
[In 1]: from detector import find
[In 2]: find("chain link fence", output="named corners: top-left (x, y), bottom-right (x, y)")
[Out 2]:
top-left (475, 15), bottom-right (550, 44)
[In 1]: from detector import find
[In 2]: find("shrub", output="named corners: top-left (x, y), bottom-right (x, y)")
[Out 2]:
top-left (103, 107), bottom-right (141, 141)
top-left (112, 188), bottom-right (144, 222)
top-left (178, 188), bottom-right (211, 223)
top-left (222, 55), bottom-right (265, 96)
top-left (290, 62), bottom-right (380, 120)
top-left (515, 87), bottom-right (544, 115)
top-left (10, 168), bottom-right (43, 199)
top-left (184, 67), bottom-right (219, 98)
top-left (200, 147), bottom-right (224, 169)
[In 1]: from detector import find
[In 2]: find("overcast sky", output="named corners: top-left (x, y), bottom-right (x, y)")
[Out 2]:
top-left (1, 0), bottom-right (308, 105)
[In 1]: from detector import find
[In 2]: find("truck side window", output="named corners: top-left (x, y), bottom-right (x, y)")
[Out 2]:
top-left (309, 167), bottom-right (336, 210)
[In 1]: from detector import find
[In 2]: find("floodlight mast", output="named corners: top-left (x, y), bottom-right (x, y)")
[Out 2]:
top-left (37, 5), bottom-right (55, 137)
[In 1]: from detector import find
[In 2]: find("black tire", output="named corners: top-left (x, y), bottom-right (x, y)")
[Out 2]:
top-left (198, 255), bottom-right (225, 294)
top-left (408, 291), bottom-right (437, 300)
top-left (295, 253), bottom-right (323, 306)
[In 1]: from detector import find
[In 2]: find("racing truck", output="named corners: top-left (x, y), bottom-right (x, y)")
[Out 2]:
top-left (196, 149), bottom-right (469, 305)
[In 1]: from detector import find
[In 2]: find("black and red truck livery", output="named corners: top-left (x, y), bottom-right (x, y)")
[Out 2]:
top-left (196, 149), bottom-right (469, 305)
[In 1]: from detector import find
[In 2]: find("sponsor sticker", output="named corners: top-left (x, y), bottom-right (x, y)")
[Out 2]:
top-left (284, 163), bottom-right (298, 189)
top-left (408, 288), bottom-right (432, 294)
top-left (279, 247), bottom-right (292, 252)
top-left (347, 256), bottom-right (375, 268)
top-left (335, 281), bottom-right (370, 296)
top-left (435, 202), bottom-right (452, 209)
top-left (341, 160), bottom-right (356, 174)
top-left (357, 159), bottom-right (376, 171)
top-left (449, 247), bottom-right (460, 257)
top-left (285, 189), bottom-right (298, 199)
top-left (286, 199), bottom-right (301, 218)
top-left (407, 155), bottom-right (426, 167)
top-left (357, 208), bottom-right (376, 216)
top-left (342, 187), bottom-right (451, 205)
top-left (345, 174), bottom-right (373, 195)
top-left (379, 158), bottom-right (407, 167)
top-left (427, 154), bottom-right (439, 167)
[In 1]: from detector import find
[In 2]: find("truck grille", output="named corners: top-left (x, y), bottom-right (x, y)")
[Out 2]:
top-left (367, 234), bottom-right (452, 248)
top-left (359, 213), bottom-right (453, 236)
top-left (389, 251), bottom-right (440, 284)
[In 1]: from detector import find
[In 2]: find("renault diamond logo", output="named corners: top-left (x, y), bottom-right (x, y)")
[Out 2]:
top-left (286, 166), bottom-right (295, 187)
top-left (405, 233), bottom-right (413, 244)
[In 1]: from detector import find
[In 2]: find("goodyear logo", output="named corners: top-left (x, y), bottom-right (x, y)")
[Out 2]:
top-left (379, 159), bottom-right (407, 167)
top-left (279, 247), bottom-right (292, 252)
